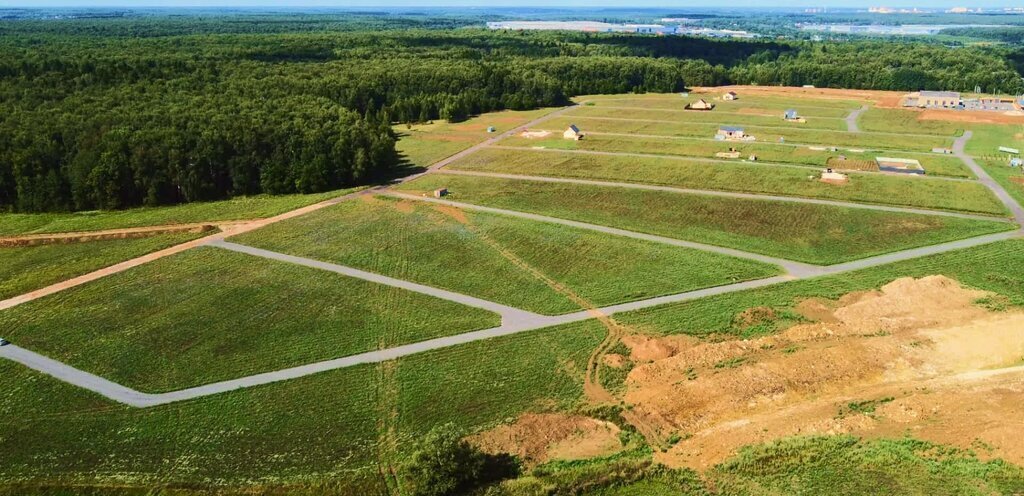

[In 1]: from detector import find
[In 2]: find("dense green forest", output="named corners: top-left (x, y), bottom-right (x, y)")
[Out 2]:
top-left (2, 14), bottom-right (1024, 213)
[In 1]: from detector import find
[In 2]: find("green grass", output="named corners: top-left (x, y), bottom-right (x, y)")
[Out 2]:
top-left (0, 187), bottom-right (363, 236)
top-left (0, 232), bottom-right (204, 300)
top-left (393, 175), bottom-right (1013, 265)
top-left (711, 436), bottom-right (1024, 495)
top-left (501, 133), bottom-right (975, 178)
top-left (0, 320), bottom-right (604, 488)
top-left (395, 108), bottom-right (556, 169)
top-left (230, 195), bottom-right (779, 315)
top-left (578, 93), bottom-right (862, 117)
top-left (447, 148), bottom-right (1007, 215)
top-left (571, 105), bottom-right (849, 131)
top-left (963, 123), bottom-right (1024, 209)
top-left (5, 238), bottom-right (1024, 489)
top-left (0, 247), bottom-right (499, 392)
top-left (859, 107), bottom-right (967, 136)
top-left (549, 114), bottom-right (955, 152)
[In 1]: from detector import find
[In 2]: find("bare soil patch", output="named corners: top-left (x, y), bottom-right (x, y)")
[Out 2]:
top-left (521, 130), bottom-right (552, 139)
top-left (0, 223), bottom-right (229, 247)
top-left (469, 413), bottom-right (624, 465)
top-left (609, 276), bottom-right (1024, 469)
top-left (918, 109), bottom-right (1024, 124)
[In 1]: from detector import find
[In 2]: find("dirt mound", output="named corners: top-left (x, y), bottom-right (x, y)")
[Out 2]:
top-left (469, 413), bottom-right (624, 465)
top-left (609, 276), bottom-right (1024, 469)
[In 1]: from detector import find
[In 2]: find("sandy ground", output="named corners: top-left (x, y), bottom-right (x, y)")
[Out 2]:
top-left (470, 413), bottom-right (624, 465)
top-left (603, 275), bottom-right (1024, 470)
top-left (521, 130), bottom-right (552, 139)
top-left (0, 222), bottom-right (252, 247)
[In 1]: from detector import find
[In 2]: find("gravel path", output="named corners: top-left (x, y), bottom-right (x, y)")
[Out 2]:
top-left (845, 105), bottom-right (867, 133)
top-left (954, 131), bottom-right (1024, 226)
top-left (436, 169), bottom-right (1010, 223)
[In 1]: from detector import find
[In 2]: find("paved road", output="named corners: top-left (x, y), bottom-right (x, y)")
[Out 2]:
top-left (845, 105), bottom-right (867, 133)
top-left (0, 275), bottom-right (792, 408)
top-left (383, 192), bottom-right (818, 276)
top-left (487, 145), bottom-right (978, 184)
top-left (954, 131), bottom-right (1024, 226)
top-left (436, 169), bottom-right (1010, 223)
top-left (211, 240), bottom-right (547, 328)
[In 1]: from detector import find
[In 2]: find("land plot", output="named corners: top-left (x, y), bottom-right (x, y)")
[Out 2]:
top-left (449, 148), bottom-right (1007, 216)
top-left (395, 174), bottom-right (1011, 264)
top-left (0, 231), bottom-right (206, 301)
top-left (231, 195), bottom-right (779, 315)
top-left (964, 123), bottom-right (1024, 208)
top-left (0, 187), bottom-right (362, 237)
top-left (0, 247), bottom-right (499, 392)
top-left (580, 96), bottom-right (856, 119)
top-left (395, 108), bottom-right (556, 169)
top-left (504, 132), bottom-right (974, 179)
top-left (570, 105), bottom-right (849, 131)
top-left (547, 115), bottom-right (955, 152)
top-left (859, 108), bottom-right (966, 136)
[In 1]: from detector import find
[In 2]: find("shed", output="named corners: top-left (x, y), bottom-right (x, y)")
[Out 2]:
top-left (685, 99), bottom-right (715, 111)
top-left (716, 126), bottom-right (747, 141)
top-left (999, 146), bottom-right (1020, 154)
top-left (723, 91), bottom-right (738, 101)
top-left (784, 109), bottom-right (798, 119)
top-left (487, 126), bottom-right (496, 133)
top-left (433, 188), bottom-right (449, 198)
top-left (1011, 158), bottom-right (1023, 167)
top-left (563, 124), bottom-right (584, 141)
top-left (876, 157), bottom-right (925, 175)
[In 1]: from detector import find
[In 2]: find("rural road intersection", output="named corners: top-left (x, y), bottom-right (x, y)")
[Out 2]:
top-left (2, 102), bottom-right (1024, 407)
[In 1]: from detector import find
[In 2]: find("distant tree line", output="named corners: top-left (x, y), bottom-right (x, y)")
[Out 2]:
top-left (2, 17), bottom-right (1023, 213)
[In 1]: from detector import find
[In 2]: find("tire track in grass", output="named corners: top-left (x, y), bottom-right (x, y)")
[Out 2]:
top-left (426, 203), bottom-right (669, 449)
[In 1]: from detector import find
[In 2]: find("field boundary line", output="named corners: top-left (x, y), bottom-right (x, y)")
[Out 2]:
top-left (434, 169), bottom-right (1012, 223)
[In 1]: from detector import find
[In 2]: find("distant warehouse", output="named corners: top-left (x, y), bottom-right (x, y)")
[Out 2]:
top-left (903, 91), bottom-right (961, 109)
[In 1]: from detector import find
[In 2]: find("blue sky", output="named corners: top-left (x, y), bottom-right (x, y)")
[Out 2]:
top-left (2, 1), bottom-right (1019, 8)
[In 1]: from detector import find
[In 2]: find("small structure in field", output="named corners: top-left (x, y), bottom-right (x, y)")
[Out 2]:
top-left (487, 126), bottom-right (496, 133)
top-left (715, 126), bottom-right (753, 141)
top-left (1011, 157), bottom-right (1023, 168)
top-left (715, 147), bottom-right (742, 159)
top-left (723, 91), bottom-right (738, 101)
top-left (820, 168), bottom-right (849, 184)
top-left (748, 154), bottom-right (758, 161)
top-left (563, 124), bottom-right (584, 141)
top-left (932, 147), bottom-right (952, 154)
top-left (434, 188), bottom-right (449, 198)
top-left (999, 146), bottom-right (1020, 154)
top-left (685, 99), bottom-right (715, 111)
top-left (783, 109), bottom-right (806, 123)
top-left (876, 157), bottom-right (925, 175)
top-left (905, 90), bottom-right (962, 109)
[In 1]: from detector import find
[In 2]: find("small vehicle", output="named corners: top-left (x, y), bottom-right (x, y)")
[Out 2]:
top-left (0, 338), bottom-right (9, 346)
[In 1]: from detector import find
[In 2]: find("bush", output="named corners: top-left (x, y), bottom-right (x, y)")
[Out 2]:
top-left (402, 424), bottom-right (519, 496)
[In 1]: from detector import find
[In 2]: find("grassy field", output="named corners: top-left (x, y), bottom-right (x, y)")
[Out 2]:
top-left (570, 105), bottom-right (849, 131)
top-left (578, 93), bottom-right (863, 117)
top-left (0, 187), bottom-right (363, 236)
top-left (547, 115), bottom-right (955, 152)
top-left (230, 195), bottom-right (779, 315)
top-left (0, 232), bottom-right (204, 300)
top-left (0, 247), bottom-right (500, 392)
top-left (501, 133), bottom-right (974, 179)
top-left (394, 108), bottom-right (556, 169)
top-left (4, 239), bottom-right (1024, 491)
top-left (963, 123), bottom-right (1024, 208)
top-left (447, 148), bottom-right (1008, 216)
top-left (858, 107), bottom-right (967, 136)
top-left (393, 174), bottom-right (1012, 264)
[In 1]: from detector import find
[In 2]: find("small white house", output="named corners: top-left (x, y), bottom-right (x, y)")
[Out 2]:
top-left (716, 126), bottom-right (749, 141)
top-left (564, 124), bottom-right (584, 141)
top-left (723, 91), bottom-right (738, 101)
top-left (434, 188), bottom-right (449, 198)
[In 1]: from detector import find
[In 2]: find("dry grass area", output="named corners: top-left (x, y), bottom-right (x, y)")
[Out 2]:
top-left (603, 275), bottom-right (1024, 470)
top-left (469, 413), bottom-right (625, 466)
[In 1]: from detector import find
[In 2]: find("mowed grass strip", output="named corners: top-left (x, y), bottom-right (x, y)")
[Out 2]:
top-left (230, 195), bottom-right (780, 315)
top-left (449, 148), bottom-right (1007, 216)
top-left (573, 104), bottom-right (849, 131)
top-left (549, 114), bottom-right (955, 152)
top-left (0, 186), bottom-right (362, 236)
top-left (858, 108), bottom-right (966, 136)
top-left (0, 246), bottom-right (499, 393)
top-left (581, 97), bottom-right (856, 118)
top-left (502, 133), bottom-right (975, 179)
top-left (394, 174), bottom-right (1013, 265)
top-left (0, 231), bottom-right (204, 300)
